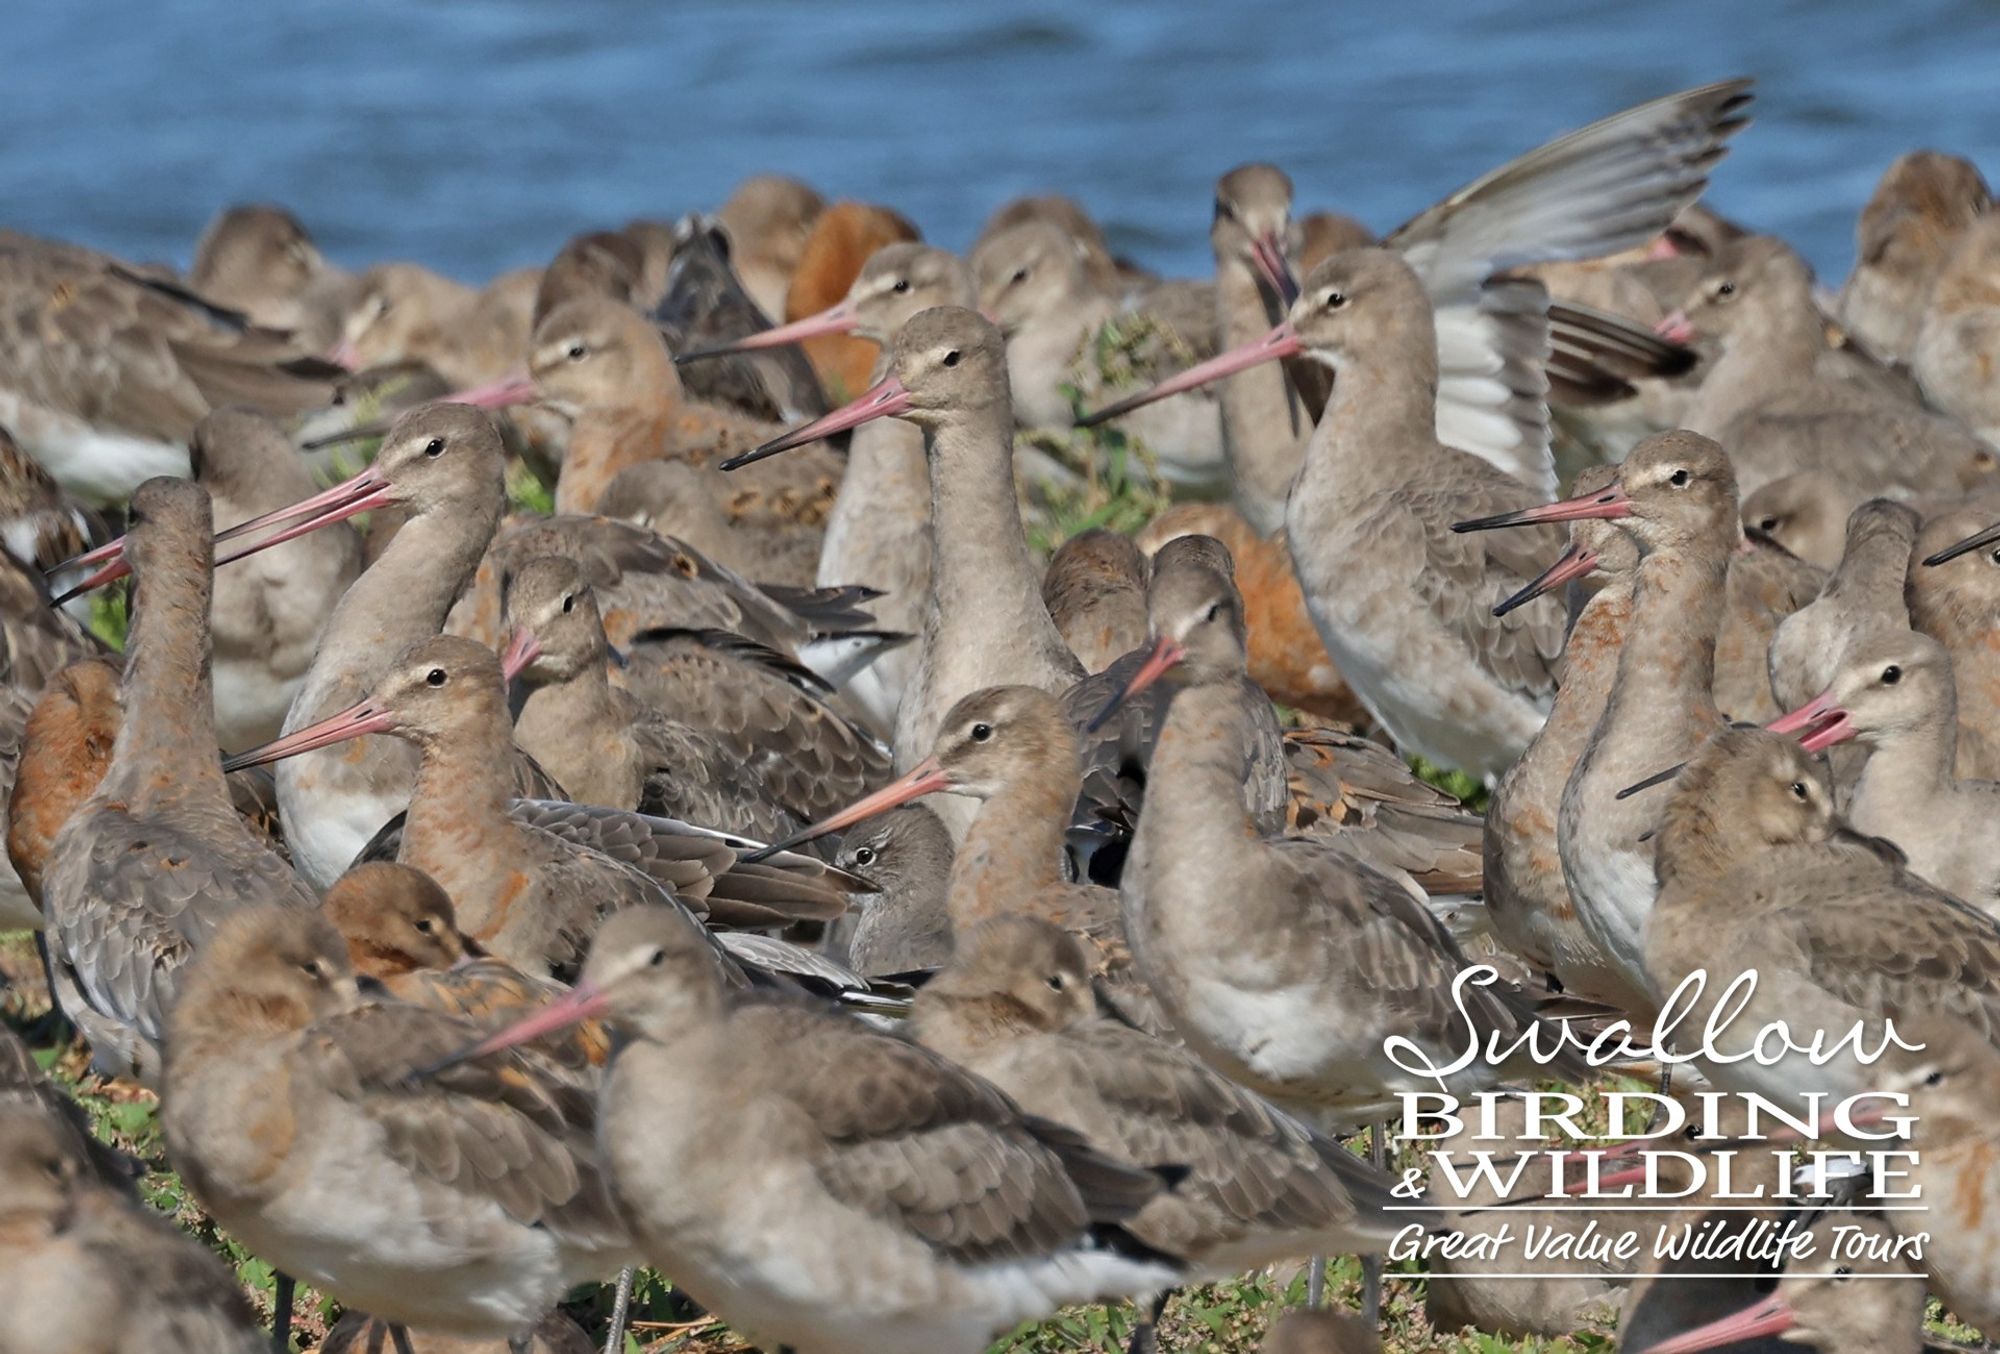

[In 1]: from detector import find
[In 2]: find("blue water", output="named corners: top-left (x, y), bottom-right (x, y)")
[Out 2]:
top-left (7, 1), bottom-right (1997, 287)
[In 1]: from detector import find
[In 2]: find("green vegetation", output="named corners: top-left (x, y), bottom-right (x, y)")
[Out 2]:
top-left (86, 588), bottom-right (128, 651)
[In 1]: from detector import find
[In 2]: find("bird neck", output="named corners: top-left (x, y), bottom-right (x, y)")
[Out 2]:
top-left (1828, 521), bottom-right (1917, 619)
top-left (1540, 577), bottom-right (1637, 742)
top-left (404, 699), bottom-right (520, 874)
top-left (1214, 260), bottom-right (1307, 533)
top-left (1134, 677), bottom-right (1259, 862)
top-left (319, 499), bottom-right (497, 671)
top-left (519, 654), bottom-right (623, 731)
top-left (107, 553), bottom-right (227, 804)
top-left (1607, 542), bottom-right (1729, 732)
top-left (909, 984), bottom-right (1030, 1067)
top-left (922, 412), bottom-right (1073, 664)
top-left (1859, 700), bottom-right (1960, 797)
top-left (1294, 338), bottom-right (1439, 514)
top-left (947, 760), bottom-right (1079, 931)
top-left (1692, 299), bottom-right (1823, 436)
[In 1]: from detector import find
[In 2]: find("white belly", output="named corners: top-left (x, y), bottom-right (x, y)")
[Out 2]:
top-left (275, 745), bottom-right (411, 887)
top-left (0, 392), bottom-right (188, 506)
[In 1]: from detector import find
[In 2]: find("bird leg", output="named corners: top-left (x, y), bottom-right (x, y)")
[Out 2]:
top-left (270, 1272), bottom-right (294, 1354)
top-left (1306, 1255), bottom-right (1326, 1307)
top-left (602, 1267), bottom-right (636, 1354)
top-left (1125, 1289), bottom-right (1172, 1354)
top-left (1361, 1120), bottom-right (1388, 1324)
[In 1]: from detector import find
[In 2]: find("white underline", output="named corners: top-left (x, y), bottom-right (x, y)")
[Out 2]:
top-left (1411, 1273), bottom-right (1928, 1281)
top-left (1386, 1204), bottom-right (1932, 1211)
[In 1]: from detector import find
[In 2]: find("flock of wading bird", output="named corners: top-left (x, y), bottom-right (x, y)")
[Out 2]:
top-left (5, 71), bottom-right (2000, 1354)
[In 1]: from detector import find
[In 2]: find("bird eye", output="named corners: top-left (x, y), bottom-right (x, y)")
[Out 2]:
top-left (1205, 602), bottom-right (1222, 623)
top-left (1323, 291), bottom-right (1347, 310)
top-left (1010, 268), bottom-right (1029, 285)
top-left (423, 438), bottom-right (446, 458)
top-left (425, 668), bottom-right (447, 687)
top-left (1789, 781), bottom-right (1809, 800)
top-left (1832, 1265), bottom-right (1853, 1281)
top-left (1926, 1069), bottom-right (1946, 1087)
top-left (1758, 516), bottom-right (1779, 531)
top-left (566, 343), bottom-right (588, 361)
top-left (414, 918), bottom-right (436, 935)
top-left (1669, 469), bottom-right (1691, 487)
top-left (942, 350), bottom-right (961, 368)
top-left (853, 846), bottom-right (876, 867)
top-left (1882, 665), bottom-right (1902, 685)
top-left (300, 959), bottom-right (324, 980)
top-left (560, 595), bottom-right (574, 614)
top-left (1046, 973), bottom-right (1066, 991)
top-left (1715, 280), bottom-right (1737, 299)
top-left (890, 279), bottom-right (910, 294)
top-left (648, 948), bottom-right (666, 968)
top-left (1990, 547), bottom-right (2000, 566)
top-left (969, 722), bottom-right (993, 742)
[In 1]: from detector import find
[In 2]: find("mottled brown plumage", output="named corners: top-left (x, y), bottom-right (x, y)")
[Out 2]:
top-left (231, 637), bottom-right (858, 978)
top-left (1647, 726), bottom-right (2000, 1091)
top-left (323, 860), bottom-right (611, 1071)
top-left (464, 904), bottom-right (1177, 1354)
top-left (1121, 523), bottom-right (1577, 1125)
top-left (0, 230), bottom-right (337, 503)
top-left (504, 554), bottom-right (810, 837)
top-left (43, 478), bottom-right (313, 1082)
top-left (162, 905), bottom-right (631, 1338)
top-left (533, 297), bottom-right (837, 577)
top-left (1680, 236), bottom-right (1995, 503)
top-left (914, 915), bottom-right (1399, 1273)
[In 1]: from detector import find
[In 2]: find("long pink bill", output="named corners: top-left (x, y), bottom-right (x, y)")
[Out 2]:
top-left (499, 629), bottom-right (542, 685)
top-left (215, 463), bottom-right (396, 545)
top-left (1654, 309), bottom-right (1697, 346)
top-left (1077, 321), bottom-right (1301, 429)
top-left (1766, 690), bottom-right (1855, 753)
top-left (222, 697), bottom-right (396, 773)
top-left (441, 370), bottom-right (539, 411)
top-left (47, 464), bottom-right (396, 604)
top-left (1085, 634), bottom-right (1187, 733)
top-left (212, 472), bottom-right (399, 571)
top-left (723, 374), bottom-right (913, 471)
top-left (1453, 482), bottom-right (1634, 533)
top-left (739, 756), bottom-right (951, 863)
top-left (47, 540), bottom-right (135, 606)
top-left (1493, 543), bottom-right (1602, 617)
top-left (416, 981), bottom-right (611, 1077)
top-left (1251, 232), bottom-right (1300, 306)
top-left (1637, 1294), bottom-right (1793, 1354)
top-left (675, 300), bottom-right (859, 364)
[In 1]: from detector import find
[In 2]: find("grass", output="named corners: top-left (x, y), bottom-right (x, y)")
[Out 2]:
top-left (87, 589), bottom-right (128, 651)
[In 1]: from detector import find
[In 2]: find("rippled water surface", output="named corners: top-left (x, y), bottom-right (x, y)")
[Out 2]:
top-left (7, 1), bottom-right (1997, 283)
